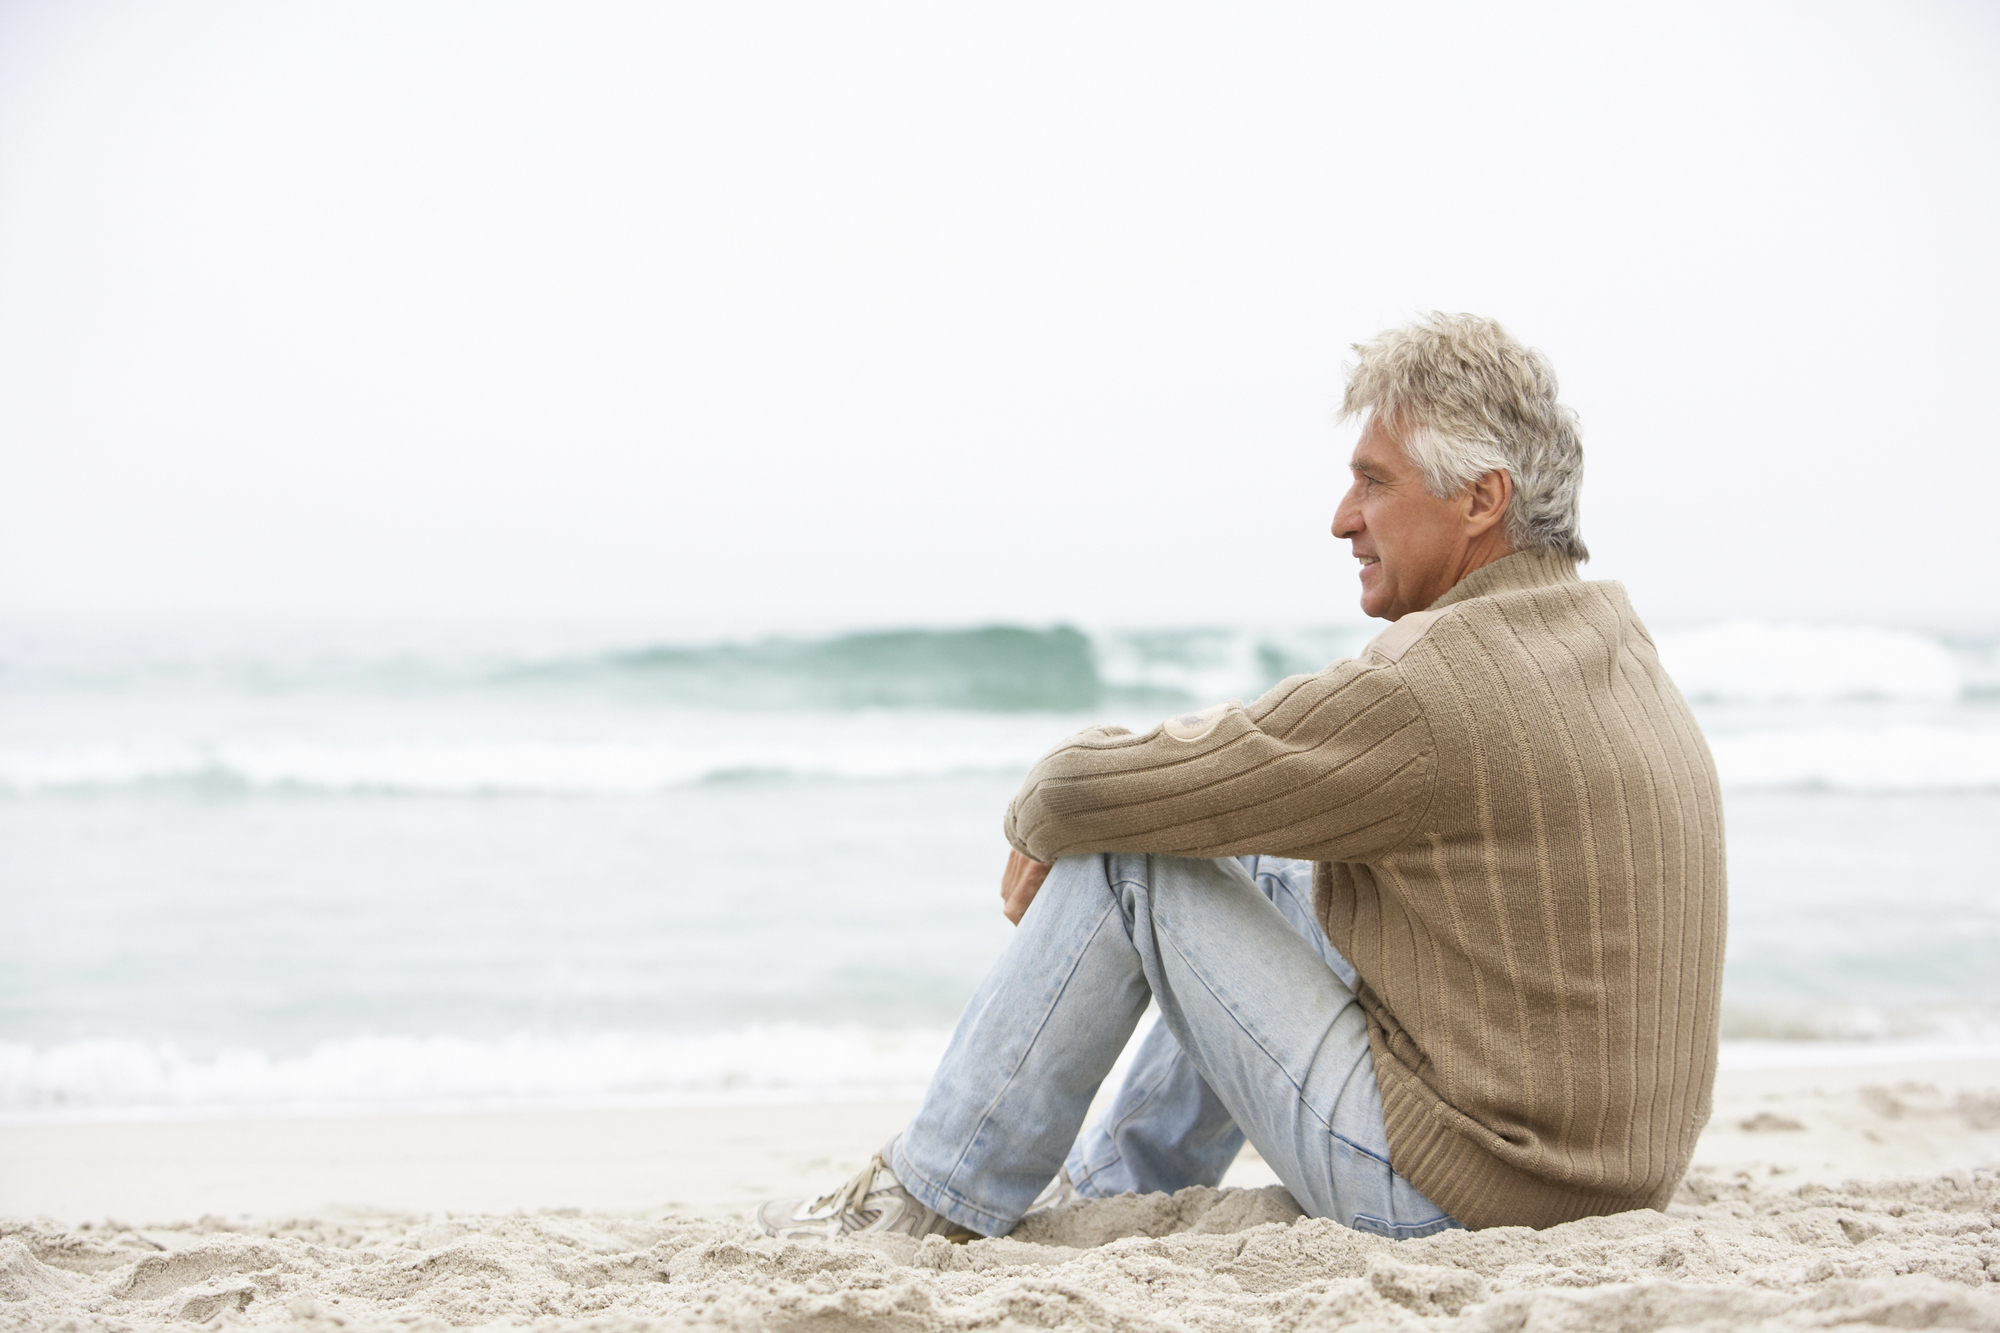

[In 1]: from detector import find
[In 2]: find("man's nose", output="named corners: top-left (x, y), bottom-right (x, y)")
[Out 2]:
top-left (1331, 495), bottom-right (1361, 540)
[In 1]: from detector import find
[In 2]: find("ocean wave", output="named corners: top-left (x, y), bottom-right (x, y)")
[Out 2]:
top-left (3, 621), bottom-right (1993, 796)
top-left (463, 621), bottom-right (2000, 710)
top-left (1719, 999), bottom-right (2000, 1045)
top-left (3, 720), bottom-right (1995, 795)
top-left (1653, 622), bottom-right (1967, 704)
top-left (0, 740), bottom-right (1048, 795)
top-left (6, 1017), bottom-right (1997, 1124)
top-left (1702, 724), bottom-right (2000, 792)
top-left (0, 1027), bottom-right (953, 1124)
top-left (557, 626), bottom-right (1109, 711)
top-left (514, 625), bottom-right (1375, 712)
top-left (3, 620), bottom-right (1991, 712)
top-left (1716, 1038), bottom-right (2000, 1071)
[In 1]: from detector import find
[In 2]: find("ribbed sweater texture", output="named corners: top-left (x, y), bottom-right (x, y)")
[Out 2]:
top-left (1003, 550), bottom-right (1727, 1230)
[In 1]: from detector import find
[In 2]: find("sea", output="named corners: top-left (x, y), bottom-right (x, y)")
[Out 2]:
top-left (2, 617), bottom-right (1997, 1124)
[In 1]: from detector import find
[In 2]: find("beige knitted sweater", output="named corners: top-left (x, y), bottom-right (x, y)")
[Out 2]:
top-left (1004, 549), bottom-right (1727, 1230)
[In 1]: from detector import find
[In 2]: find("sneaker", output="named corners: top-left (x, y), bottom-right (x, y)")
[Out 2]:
top-left (1024, 1166), bottom-right (1082, 1215)
top-left (755, 1143), bottom-right (979, 1243)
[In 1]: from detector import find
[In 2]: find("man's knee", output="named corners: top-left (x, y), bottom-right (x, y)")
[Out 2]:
top-left (1105, 855), bottom-right (1264, 920)
top-left (1016, 852), bottom-right (1117, 928)
top-left (1045, 852), bottom-right (1115, 888)
top-left (1033, 854), bottom-right (1261, 934)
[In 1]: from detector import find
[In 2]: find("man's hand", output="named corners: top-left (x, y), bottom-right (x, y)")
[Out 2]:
top-left (1000, 850), bottom-right (1053, 926)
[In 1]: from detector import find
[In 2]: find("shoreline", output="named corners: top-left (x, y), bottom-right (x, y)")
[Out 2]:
top-left (4, 1056), bottom-right (1996, 1331)
top-left (5, 1055), bottom-right (1996, 1227)
top-left (8, 1034), bottom-right (1998, 1133)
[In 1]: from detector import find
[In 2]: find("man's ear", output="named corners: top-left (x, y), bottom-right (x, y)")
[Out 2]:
top-left (1463, 468), bottom-right (1512, 536)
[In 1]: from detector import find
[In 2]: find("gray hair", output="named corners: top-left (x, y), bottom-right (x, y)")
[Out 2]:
top-left (1340, 313), bottom-right (1588, 562)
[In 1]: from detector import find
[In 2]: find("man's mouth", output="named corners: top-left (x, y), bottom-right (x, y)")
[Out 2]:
top-left (1357, 555), bottom-right (1379, 567)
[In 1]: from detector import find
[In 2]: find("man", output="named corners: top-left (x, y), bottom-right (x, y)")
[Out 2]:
top-left (758, 313), bottom-right (1726, 1239)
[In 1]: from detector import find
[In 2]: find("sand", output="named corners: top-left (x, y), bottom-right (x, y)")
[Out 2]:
top-left (4, 1057), bottom-right (1998, 1331)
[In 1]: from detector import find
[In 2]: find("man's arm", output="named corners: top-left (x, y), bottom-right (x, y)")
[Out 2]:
top-left (1004, 656), bottom-right (1436, 867)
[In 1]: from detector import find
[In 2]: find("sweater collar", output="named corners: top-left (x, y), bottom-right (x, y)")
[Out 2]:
top-left (1428, 548), bottom-right (1581, 612)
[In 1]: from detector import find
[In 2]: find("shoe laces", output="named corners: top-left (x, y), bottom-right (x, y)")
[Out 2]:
top-left (811, 1151), bottom-right (892, 1227)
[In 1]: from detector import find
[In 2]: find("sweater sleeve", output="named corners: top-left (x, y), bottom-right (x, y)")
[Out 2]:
top-left (1003, 657), bottom-right (1436, 864)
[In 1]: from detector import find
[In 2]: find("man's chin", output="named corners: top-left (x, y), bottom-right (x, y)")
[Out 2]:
top-left (1360, 568), bottom-right (1392, 616)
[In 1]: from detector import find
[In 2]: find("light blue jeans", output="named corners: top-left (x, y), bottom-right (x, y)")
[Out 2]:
top-left (891, 853), bottom-right (1460, 1238)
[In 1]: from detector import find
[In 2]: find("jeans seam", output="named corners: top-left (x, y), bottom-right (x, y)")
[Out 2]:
top-left (1063, 863), bottom-right (1158, 1201)
top-left (1332, 1129), bottom-right (1392, 1167)
top-left (1070, 1037), bottom-right (1178, 1196)
top-left (1157, 926), bottom-right (1336, 1139)
top-left (1069, 1148), bottom-right (1123, 1198)
top-left (1101, 1040), bottom-right (1173, 1140)
top-left (892, 1149), bottom-right (1011, 1235)
top-left (1352, 1211), bottom-right (1460, 1239)
top-left (933, 889), bottom-right (1125, 1217)
top-left (1259, 864), bottom-right (1344, 972)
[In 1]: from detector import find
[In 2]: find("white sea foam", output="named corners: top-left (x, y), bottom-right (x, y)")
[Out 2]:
top-left (0, 1027), bottom-right (954, 1124)
top-left (1653, 621), bottom-right (1964, 703)
top-left (1717, 1039), bottom-right (2000, 1071)
top-left (1703, 723), bottom-right (2000, 792)
top-left (0, 738), bottom-right (1050, 795)
top-left (9, 1017), bottom-right (1997, 1125)
top-left (13, 619), bottom-right (1979, 710)
top-left (4, 719), bottom-right (1994, 794)
top-left (1719, 999), bottom-right (2000, 1045)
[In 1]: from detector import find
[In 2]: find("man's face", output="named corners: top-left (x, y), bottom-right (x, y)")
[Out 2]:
top-left (1332, 416), bottom-right (1492, 621)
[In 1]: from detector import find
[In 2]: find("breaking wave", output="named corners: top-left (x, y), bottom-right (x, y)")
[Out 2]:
top-left (2, 721), bottom-right (1995, 795)
top-left (0, 1027), bottom-right (953, 1124)
top-left (1, 620), bottom-right (1992, 795)
top-left (1651, 622), bottom-right (1977, 704)
top-left (5, 619), bottom-right (1989, 711)
top-left (1700, 724), bottom-right (2000, 793)
top-left (545, 626), bottom-right (1109, 711)
top-left (0, 739), bottom-right (1049, 795)
top-left (1719, 999), bottom-right (2000, 1046)
top-left (8, 1011), bottom-right (1999, 1123)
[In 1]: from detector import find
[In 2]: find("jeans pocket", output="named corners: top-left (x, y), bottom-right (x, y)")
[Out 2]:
top-left (1349, 1212), bottom-right (1464, 1240)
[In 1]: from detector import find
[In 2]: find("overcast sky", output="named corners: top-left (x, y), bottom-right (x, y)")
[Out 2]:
top-left (1, 1), bottom-right (1995, 638)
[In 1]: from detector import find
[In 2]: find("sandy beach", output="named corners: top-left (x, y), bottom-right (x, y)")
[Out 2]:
top-left (4, 1053), bottom-right (1997, 1330)
top-left (8, 0), bottom-right (2000, 1327)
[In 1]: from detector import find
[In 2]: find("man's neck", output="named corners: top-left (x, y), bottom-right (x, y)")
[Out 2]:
top-left (1420, 536), bottom-right (1517, 612)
